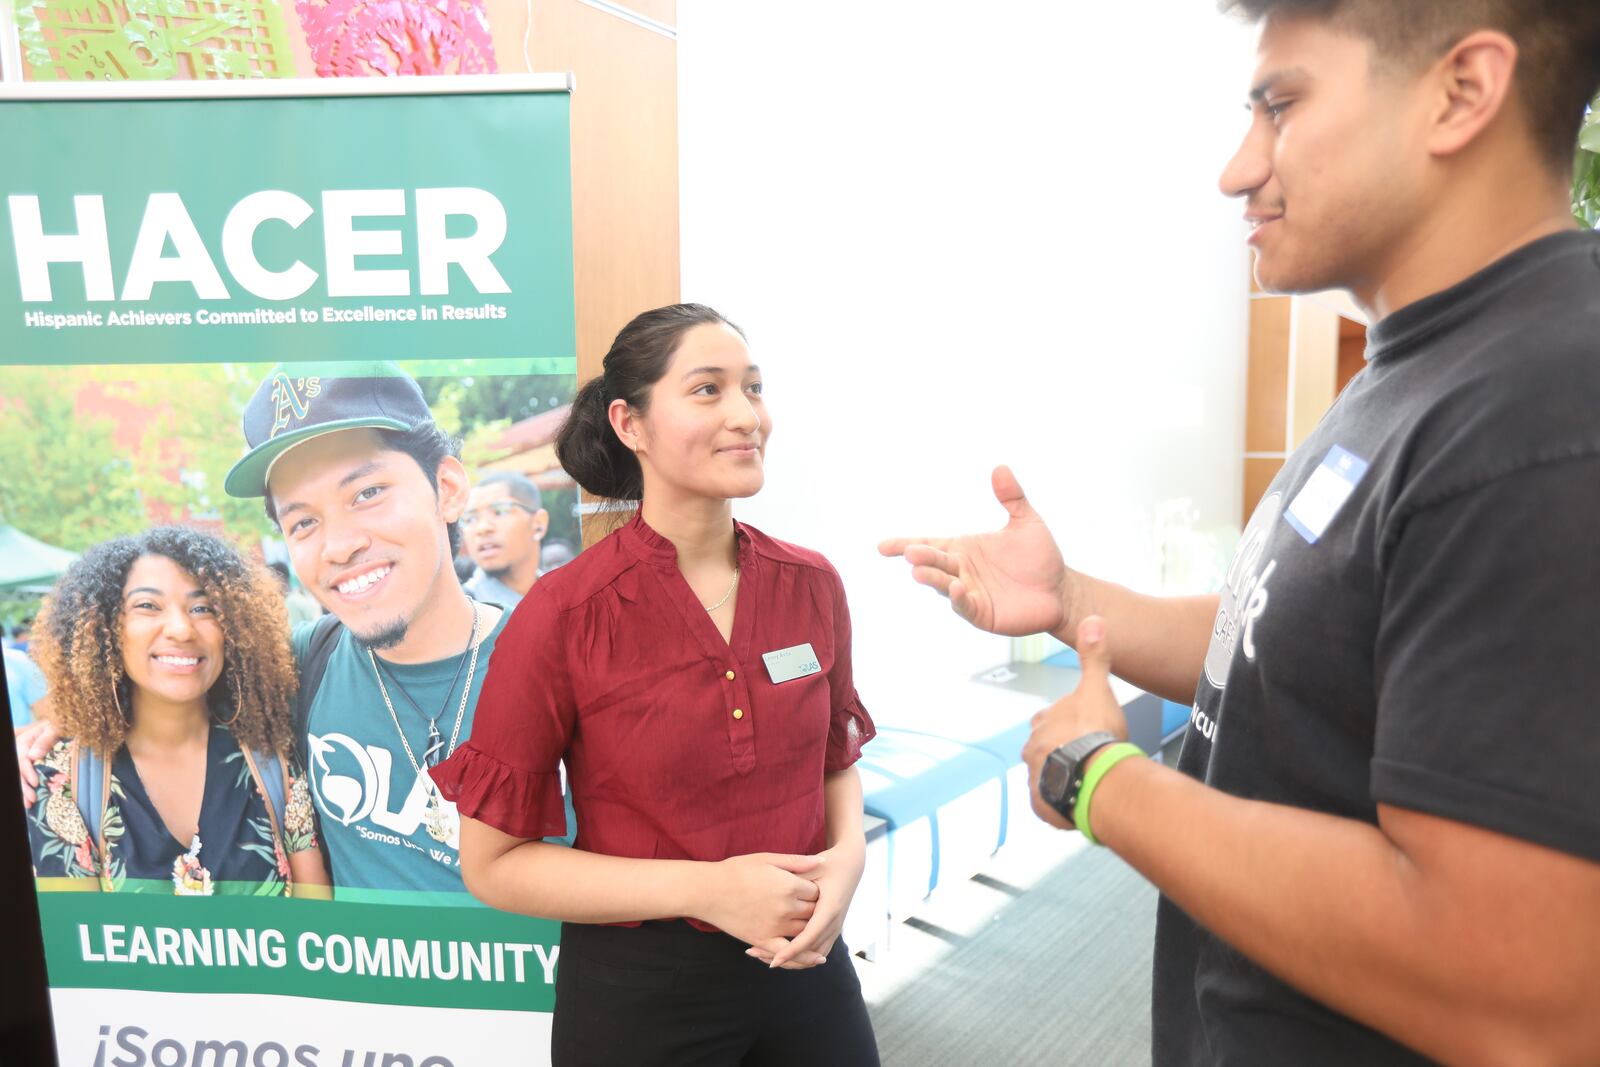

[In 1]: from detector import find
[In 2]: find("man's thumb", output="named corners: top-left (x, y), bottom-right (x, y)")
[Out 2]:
top-left (992, 464), bottom-right (1036, 521)
top-left (1077, 615), bottom-right (1112, 682)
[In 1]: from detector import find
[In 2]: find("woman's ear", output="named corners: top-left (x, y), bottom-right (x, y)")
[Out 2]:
top-left (608, 398), bottom-right (644, 454)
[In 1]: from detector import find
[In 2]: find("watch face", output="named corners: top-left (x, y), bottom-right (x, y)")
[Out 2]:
top-left (1039, 752), bottom-right (1072, 806)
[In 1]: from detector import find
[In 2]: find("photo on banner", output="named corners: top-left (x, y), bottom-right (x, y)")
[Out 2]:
top-left (2, 79), bottom-right (576, 1067)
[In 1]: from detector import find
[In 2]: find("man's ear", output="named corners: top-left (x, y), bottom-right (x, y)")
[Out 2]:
top-left (531, 507), bottom-right (550, 539)
top-left (1425, 29), bottom-right (1519, 159)
top-left (435, 455), bottom-right (471, 523)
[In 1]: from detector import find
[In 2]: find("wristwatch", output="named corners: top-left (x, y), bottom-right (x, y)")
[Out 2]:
top-left (1038, 730), bottom-right (1121, 821)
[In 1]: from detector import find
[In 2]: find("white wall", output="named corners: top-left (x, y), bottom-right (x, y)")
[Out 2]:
top-left (677, 3), bottom-right (1254, 698)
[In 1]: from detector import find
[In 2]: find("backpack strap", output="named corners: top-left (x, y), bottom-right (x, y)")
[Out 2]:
top-left (71, 740), bottom-right (113, 891)
top-left (251, 748), bottom-right (288, 830)
top-left (240, 746), bottom-right (291, 893)
top-left (293, 613), bottom-right (344, 758)
top-left (71, 740), bottom-right (102, 850)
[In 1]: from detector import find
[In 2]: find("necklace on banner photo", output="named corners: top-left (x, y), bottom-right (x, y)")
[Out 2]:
top-left (367, 603), bottom-right (484, 844)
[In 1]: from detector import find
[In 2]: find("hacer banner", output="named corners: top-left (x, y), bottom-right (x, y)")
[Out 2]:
top-left (1, 79), bottom-right (577, 1067)
top-left (0, 79), bottom-right (575, 365)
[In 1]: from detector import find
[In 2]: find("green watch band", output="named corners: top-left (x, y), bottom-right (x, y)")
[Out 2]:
top-left (1072, 742), bottom-right (1144, 846)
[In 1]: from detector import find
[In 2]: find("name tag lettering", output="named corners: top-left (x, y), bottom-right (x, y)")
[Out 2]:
top-left (762, 643), bottom-right (821, 684)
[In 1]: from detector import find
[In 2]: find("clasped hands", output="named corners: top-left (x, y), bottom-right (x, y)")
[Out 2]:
top-left (703, 843), bottom-right (864, 971)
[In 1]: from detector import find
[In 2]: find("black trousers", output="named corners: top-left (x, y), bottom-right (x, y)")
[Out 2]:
top-left (551, 920), bottom-right (881, 1066)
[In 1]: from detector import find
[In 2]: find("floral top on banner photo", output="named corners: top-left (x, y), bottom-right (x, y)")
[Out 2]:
top-left (27, 723), bottom-right (319, 897)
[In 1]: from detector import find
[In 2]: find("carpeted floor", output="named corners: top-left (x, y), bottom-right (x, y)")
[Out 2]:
top-left (868, 846), bottom-right (1158, 1066)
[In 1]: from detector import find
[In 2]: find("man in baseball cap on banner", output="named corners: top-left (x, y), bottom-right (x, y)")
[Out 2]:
top-left (225, 360), bottom-right (513, 902)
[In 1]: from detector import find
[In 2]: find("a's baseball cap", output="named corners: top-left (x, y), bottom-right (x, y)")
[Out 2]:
top-left (224, 361), bottom-right (433, 498)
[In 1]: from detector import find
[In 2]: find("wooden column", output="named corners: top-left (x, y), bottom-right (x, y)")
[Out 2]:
top-left (510, 0), bottom-right (680, 543)
top-left (1241, 286), bottom-right (1366, 524)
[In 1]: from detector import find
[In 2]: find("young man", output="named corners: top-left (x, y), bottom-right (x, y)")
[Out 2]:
top-left (884, 4), bottom-right (1600, 1064)
top-left (227, 362), bottom-right (510, 904)
top-left (460, 471), bottom-right (549, 609)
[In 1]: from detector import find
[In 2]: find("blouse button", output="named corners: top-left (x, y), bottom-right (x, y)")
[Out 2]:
top-left (725, 670), bottom-right (736, 681)
top-left (733, 708), bottom-right (744, 720)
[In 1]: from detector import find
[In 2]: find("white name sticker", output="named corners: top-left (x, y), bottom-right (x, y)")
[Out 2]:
top-left (762, 643), bottom-right (821, 684)
top-left (1285, 445), bottom-right (1369, 544)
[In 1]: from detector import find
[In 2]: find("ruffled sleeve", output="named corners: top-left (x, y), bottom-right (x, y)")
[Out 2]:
top-left (432, 587), bottom-right (577, 839)
top-left (429, 747), bottom-right (566, 840)
top-left (823, 565), bottom-right (876, 773)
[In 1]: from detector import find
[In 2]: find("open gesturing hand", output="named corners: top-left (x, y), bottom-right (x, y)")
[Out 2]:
top-left (880, 466), bottom-right (1076, 638)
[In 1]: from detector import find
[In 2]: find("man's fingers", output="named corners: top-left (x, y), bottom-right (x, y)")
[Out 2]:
top-left (17, 740), bottom-right (41, 807)
top-left (1076, 616), bottom-right (1112, 684)
top-left (948, 579), bottom-right (984, 626)
top-left (910, 565), bottom-right (958, 597)
top-left (879, 536), bottom-right (950, 558)
top-left (901, 543), bottom-right (958, 571)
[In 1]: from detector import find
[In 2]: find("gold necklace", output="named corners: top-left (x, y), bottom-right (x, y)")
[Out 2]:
top-left (701, 566), bottom-right (739, 612)
top-left (367, 604), bottom-right (483, 843)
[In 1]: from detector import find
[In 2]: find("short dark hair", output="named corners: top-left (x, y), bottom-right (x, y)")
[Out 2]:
top-left (263, 420), bottom-right (465, 556)
top-left (555, 303), bottom-right (745, 503)
top-left (1221, 0), bottom-right (1600, 167)
top-left (473, 470), bottom-right (542, 511)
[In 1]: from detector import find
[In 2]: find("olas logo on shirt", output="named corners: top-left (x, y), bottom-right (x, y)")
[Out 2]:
top-left (306, 731), bottom-right (461, 849)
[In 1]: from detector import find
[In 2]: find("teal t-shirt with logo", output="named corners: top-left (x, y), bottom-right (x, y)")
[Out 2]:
top-left (293, 610), bottom-right (509, 906)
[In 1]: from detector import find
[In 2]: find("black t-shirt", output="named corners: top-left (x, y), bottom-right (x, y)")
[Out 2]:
top-left (1152, 230), bottom-right (1600, 1066)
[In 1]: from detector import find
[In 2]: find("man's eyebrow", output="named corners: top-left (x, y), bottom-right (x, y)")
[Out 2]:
top-left (337, 460), bottom-right (386, 490)
top-left (1248, 68), bottom-right (1307, 103)
top-left (274, 459), bottom-right (390, 519)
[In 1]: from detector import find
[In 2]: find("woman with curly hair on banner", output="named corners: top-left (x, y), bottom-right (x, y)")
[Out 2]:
top-left (24, 525), bottom-right (329, 897)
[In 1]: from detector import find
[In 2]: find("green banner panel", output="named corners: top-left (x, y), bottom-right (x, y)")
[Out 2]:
top-left (39, 892), bottom-right (561, 1012)
top-left (0, 87), bottom-right (575, 367)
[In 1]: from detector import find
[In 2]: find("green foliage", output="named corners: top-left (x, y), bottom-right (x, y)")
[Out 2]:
top-left (1573, 92), bottom-right (1600, 229)
top-left (0, 364), bottom-right (277, 559)
top-left (0, 366), bottom-right (157, 552)
top-left (122, 363), bottom-right (280, 540)
top-left (418, 371), bottom-right (575, 432)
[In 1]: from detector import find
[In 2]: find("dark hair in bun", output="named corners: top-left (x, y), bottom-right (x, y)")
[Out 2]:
top-left (556, 303), bottom-right (744, 502)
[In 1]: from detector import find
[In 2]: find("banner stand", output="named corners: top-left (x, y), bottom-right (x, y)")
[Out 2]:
top-left (3, 76), bottom-right (578, 1067)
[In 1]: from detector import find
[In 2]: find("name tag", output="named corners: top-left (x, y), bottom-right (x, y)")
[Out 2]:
top-left (762, 643), bottom-right (821, 684)
top-left (1285, 445), bottom-right (1369, 544)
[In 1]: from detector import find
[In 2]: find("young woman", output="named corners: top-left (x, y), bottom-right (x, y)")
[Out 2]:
top-left (432, 304), bottom-right (880, 1065)
top-left (25, 526), bottom-right (327, 897)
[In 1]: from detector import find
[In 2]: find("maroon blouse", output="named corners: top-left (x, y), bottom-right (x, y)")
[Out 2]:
top-left (432, 513), bottom-right (875, 885)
